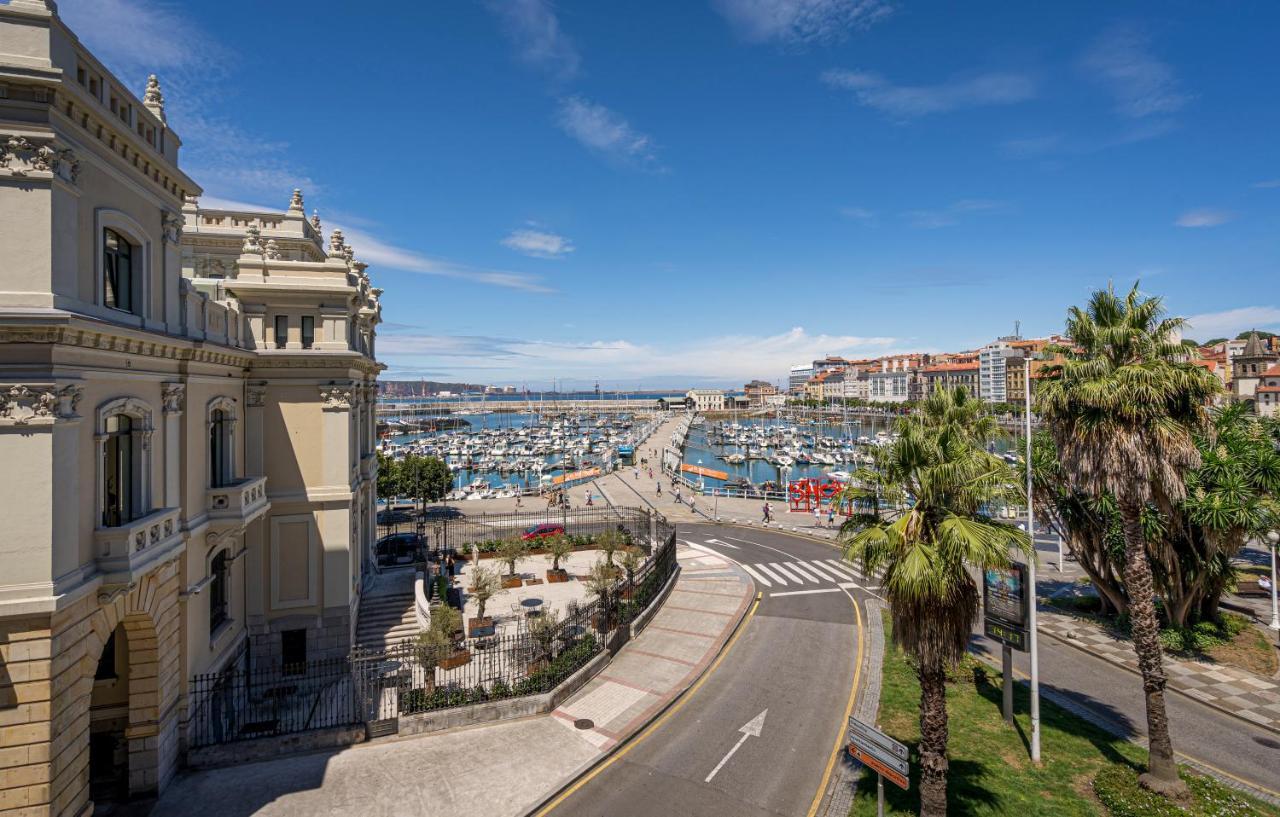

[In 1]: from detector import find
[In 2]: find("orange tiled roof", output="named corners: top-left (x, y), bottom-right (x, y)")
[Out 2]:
top-left (923, 362), bottom-right (979, 373)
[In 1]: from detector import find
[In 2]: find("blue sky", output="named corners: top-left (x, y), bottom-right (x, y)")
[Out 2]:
top-left (58, 0), bottom-right (1280, 389)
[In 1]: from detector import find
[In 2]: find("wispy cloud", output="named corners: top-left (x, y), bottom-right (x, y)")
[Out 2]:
top-left (378, 326), bottom-right (903, 384)
top-left (483, 0), bottom-right (580, 80)
top-left (999, 134), bottom-right (1063, 158)
top-left (557, 96), bottom-right (659, 166)
top-left (501, 225), bottom-right (576, 259)
top-left (56, 0), bottom-right (226, 81)
top-left (1184, 306), bottom-right (1280, 339)
top-left (197, 195), bottom-right (553, 293)
top-left (821, 69), bottom-right (1035, 120)
top-left (1253, 179), bottom-right (1280, 189)
top-left (1174, 208), bottom-right (1232, 228)
top-left (1081, 25), bottom-right (1188, 120)
top-left (712, 0), bottom-right (893, 44)
top-left (903, 199), bottom-right (1008, 229)
top-left (839, 206), bottom-right (877, 224)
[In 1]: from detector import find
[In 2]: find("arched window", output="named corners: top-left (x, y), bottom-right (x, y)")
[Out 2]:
top-left (209, 409), bottom-right (231, 487)
top-left (103, 228), bottom-right (134, 312)
top-left (102, 413), bottom-right (139, 526)
top-left (209, 550), bottom-right (229, 634)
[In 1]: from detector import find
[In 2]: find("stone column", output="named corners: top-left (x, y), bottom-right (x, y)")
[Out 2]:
top-left (161, 383), bottom-right (184, 509)
top-left (245, 384), bottom-right (265, 477)
top-left (161, 210), bottom-right (183, 331)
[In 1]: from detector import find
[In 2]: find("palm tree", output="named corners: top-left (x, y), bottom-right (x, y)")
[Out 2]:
top-left (1037, 283), bottom-right (1220, 798)
top-left (841, 387), bottom-right (1028, 816)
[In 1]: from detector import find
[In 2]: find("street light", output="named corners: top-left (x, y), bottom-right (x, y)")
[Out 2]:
top-left (1267, 531), bottom-right (1280, 632)
top-left (1023, 350), bottom-right (1042, 764)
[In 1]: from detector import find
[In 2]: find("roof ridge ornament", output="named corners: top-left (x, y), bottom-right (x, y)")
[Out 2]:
top-left (310, 209), bottom-right (322, 234)
top-left (264, 238), bottom-right (281, 260)
top-left (329, 228), bottom-right (345, 256)
top-left (143, 74), bottom-right (166, 123)
top-left (289, 188), bottom-right (304, 212)
top-left (242, 224), bottom-right (263, 255)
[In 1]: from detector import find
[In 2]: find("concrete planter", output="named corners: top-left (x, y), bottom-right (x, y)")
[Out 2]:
top-left (501, 575), bottom-right (523, 589)
top-left (439, 648), bottom-right (471, 670)
top-left (545, 569), bottom-right (570, 583)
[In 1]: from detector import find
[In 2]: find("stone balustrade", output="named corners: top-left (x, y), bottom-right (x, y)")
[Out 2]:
top-left (94, 506), bottom-right (184, 588)
top-left (206, 475), bottom-right (269, 525)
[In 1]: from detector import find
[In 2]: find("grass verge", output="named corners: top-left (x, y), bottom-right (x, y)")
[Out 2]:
top-left (849, 617), bottom-right (1280, 816)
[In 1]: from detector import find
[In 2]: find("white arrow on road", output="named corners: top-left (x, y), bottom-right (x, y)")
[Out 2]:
top-left (704, 709), bottom-right (767, 783)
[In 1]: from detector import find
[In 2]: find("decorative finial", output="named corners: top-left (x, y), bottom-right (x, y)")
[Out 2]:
top-left (242, 225), bottom-right (263, 255)
top-left (264, 238), bottom-right (281, 260)
top-left (310, 209), bottom-right (322, 233)
top-left (342, 241), bottom-right (354, 262)
top-left (143, 74), bottom-right (166, 123)
top-left (288, 188), bottom-right (304, 212)
top-left (329, 229), bottom-right (345, 255)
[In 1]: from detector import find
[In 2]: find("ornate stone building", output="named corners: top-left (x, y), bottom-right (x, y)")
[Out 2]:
top-left (0, 2), bottom-right (382, 813)
top-left (1231, 332), bottom-right (1279, 405)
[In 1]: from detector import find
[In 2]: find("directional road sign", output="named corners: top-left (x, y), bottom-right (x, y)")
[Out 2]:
top-left (847, 716), bottom-right (909, 790)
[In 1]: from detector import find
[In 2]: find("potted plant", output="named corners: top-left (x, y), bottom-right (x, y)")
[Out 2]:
top-left (431, 605), bottom-right (471, 669)
top-left (595, 528), bottom-right (625, 575)
top-left (527, 609), bottom-right (560, 673)
top-left (413, 625), bottom-right (450, 693)
top-left (498, 538), bottom-right (528, 588)
top-left (467, 565), bottom-right (499, 637)
top-left (546, 535), bottom-right (573, 582)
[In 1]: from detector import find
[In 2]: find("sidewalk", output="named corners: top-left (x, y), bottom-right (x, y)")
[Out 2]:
top-left (151, 543), bottom-right (754, 817)
top-left (1038, 605), bottom-right (1280, 733)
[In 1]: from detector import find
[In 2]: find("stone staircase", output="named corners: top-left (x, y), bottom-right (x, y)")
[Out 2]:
top-left (355, 569), bottom-right (420, 650)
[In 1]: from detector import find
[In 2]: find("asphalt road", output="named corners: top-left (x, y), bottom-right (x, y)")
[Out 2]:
top-left (544, 524), bottom-right (871, 817)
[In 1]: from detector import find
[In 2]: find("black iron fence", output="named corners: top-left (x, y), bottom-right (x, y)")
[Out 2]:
top-left (188, 515), bottom-right (678, 746)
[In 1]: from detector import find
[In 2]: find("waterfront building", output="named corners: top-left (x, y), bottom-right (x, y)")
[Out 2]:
top-left (803, 371), bottom-right (829, 402)
top-left (744, 379), bottom-right (778, 408)
top-left (1231, 332), bottom-right (1279, 404)
top-left (788, 363), bottom-right (813, 395)
top-left (0, 3), bottom-right (381, 812)
top-left (921, 361), bottom-right (980, 397)
top-left (685, 389), bottom-right (726, 411)
top-left (1253, 364), bottom-right (1280, 418)
top-left (978, 338), bottom-right (1023, 403)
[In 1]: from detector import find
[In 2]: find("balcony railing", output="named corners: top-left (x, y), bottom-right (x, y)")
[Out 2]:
top-left (207, 475), bottom-right (269, 526)
top-left (95, 506), bottom-right (184, 588)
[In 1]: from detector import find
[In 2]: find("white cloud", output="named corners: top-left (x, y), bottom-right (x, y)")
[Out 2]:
top-left (903, 199), bottom-right (1007, 229)
top-left (1253, 179), bottom-right (1280, 189)
top-left (822, 69), bottom-right (1035, 119)
top-left (501, 226), bottom-right (575, 259)
top-left (1184, 307), bottom-right (1280, 339)
top-left (712, 0), bottom-right (893, 44)
top-left (483, 0), bottom-right (580, 80)
top-left (557, 96), bottom-right (658, 166)
top-left (378, 326), bottom-right (903, 383)
top-left (56, 0), bottom-right (225, 80)
top-left (1081, 25), bottom-right (1188, 120)
top-left (1174, 208), bottom-right (1232, 228)
top-left (839, 206), bottom-right (876, 223)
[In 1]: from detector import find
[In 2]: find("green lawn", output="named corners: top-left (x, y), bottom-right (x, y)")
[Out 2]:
top-left (850, 618), bottom-right (1280, 816)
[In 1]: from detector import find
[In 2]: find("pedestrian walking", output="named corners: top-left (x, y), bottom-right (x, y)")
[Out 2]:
top-left (813, 506), bottom-right (821, 527)
top-left (762, 502), bottom-right (769, 523)
top-left (656, 483), bottom-right (662, 496)
top-left (827, 506), bottom-right (835, 528)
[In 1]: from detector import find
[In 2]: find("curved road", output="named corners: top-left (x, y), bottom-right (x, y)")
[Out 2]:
top-left (539, 523), bottom-right (872, 817)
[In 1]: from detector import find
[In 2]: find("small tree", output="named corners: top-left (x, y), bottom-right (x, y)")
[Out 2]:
top-left (498, 538), bottom-right (529, 578)
top-left (547, 534), bottom-right (574, 573)
top-left (595, 528), bottom-right (625, 567)
top-left (585, 560), bottom-right (618, 630)
top-left (467, 565), bottom-right (500, 620)
top-left (429, 603), bottom-right (462, 644)
top-left (414, 626), bottom-right (450, 684)
top-left (620, 547), bottom-right (642, 585)
top-left (376, 451), bottom-right (401, 501)
top-left (528, 609), bottom-right (560, 663)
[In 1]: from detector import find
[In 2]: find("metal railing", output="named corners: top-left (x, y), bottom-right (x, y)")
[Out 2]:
top-left (188, 512), bottom-right (678, 746)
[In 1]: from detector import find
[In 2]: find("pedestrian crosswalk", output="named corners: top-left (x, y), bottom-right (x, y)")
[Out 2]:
top-left (736, 557), bottom-right (879, 590)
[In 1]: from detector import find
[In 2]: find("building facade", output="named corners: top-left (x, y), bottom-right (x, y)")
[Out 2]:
top-left (743, 379), bottom-right (777, 408)
top-left (1232, 332), bottom-right (1280, 404)
top-left (0, 3), bottom-right (382, 813)
top-left (921, 362), bottom-right (980, 397)
top-left (1253, 364), bottom-right (1280, 418)
top-left (788, 364), bottom-right (813, 395)
top-left (685, 389), bottom-right (726, 411)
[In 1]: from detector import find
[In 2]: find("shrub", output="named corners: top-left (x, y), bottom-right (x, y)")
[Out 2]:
top-left (1093, 765), bottom-right (1271, 816)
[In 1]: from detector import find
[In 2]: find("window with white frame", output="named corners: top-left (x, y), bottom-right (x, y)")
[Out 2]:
top-left (98, 399), bottom-right (152, 527)
top-left (102, 228), bottom-right (135, 313)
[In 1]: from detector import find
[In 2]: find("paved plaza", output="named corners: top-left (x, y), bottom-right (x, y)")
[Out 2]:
top-left (151, 543), bottom-right (754, 817)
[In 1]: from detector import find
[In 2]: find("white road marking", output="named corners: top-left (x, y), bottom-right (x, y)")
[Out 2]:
top-left (803, 561), bottom-right (852, 583)
top-left (837, 582), bottom-right (861, 590)
top-left (705, 709), bottom-right (767, 784)
top-left (738, 563), bottom-right (772, 588)
top-left (716, 534), bottom-right (797, 560)
top-left (754, 563), bottom-right (789, 586)
top-left (770, 588), bottom-right (843, 597)
top-left (703, 538), bottom-right (740, 550)
top-left (787, 562), bottom-right (827, 584)
top-left (821, 559), bottom-right (862, 581)
top-left (770, 563), bottom-right (807, 584)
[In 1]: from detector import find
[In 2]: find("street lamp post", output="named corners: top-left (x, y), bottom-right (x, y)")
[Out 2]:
top-left (1024, 351), bottom-right (1042, 764)
top-left (1267, 531), bottom-right (1280, 632)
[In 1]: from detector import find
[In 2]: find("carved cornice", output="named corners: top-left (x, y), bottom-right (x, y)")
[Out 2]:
top-left (161, 382), bottom-right (186, 414)
top-left (319, 385), bottom-right (353, 411)
top-left (0, 384), bottom-right (81, 426)
top-left (1, 133), bottom-right (80, 185)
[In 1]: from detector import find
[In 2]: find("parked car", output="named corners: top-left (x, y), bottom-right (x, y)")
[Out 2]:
top-left (521, 523), bottom-right (566, 541)
top-left (374, 532), bottom-right (423, 568)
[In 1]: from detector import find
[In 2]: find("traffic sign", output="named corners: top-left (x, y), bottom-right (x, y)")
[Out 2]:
top-left (846, 717), bottom-right (910, 791)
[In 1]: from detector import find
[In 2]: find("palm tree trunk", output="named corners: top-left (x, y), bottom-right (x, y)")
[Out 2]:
top-left (1117, 497), bottom-right (1188, 798)
top-left (918, 664), bottom-right (949, 816)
